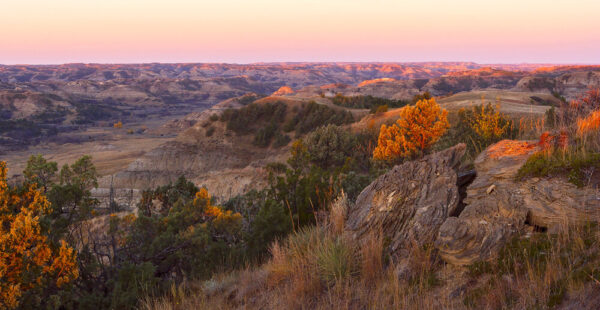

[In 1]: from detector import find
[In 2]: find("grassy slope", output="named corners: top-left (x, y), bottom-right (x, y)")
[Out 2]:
top-left (142, 202), bottom-right (600, 310)
top-left (437, 90), bottom-right (557, 119)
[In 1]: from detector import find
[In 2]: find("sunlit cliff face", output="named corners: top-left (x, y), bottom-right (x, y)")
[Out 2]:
top-left (358, 78), bottom-right (397, 87)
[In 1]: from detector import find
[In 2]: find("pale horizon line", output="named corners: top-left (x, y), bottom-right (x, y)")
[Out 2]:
top-left (2, 61), bottom-right (600, 66)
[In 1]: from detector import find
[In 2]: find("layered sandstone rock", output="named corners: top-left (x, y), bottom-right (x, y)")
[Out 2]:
top-left (346, 144), bottom-right (466, 255)
top-left (435, 140), bottom-right (600, 265)
top-left (434, 141), bottom-right (536, 265)
top-left (520, 178), bottom-right (600, 229)
top-left (346, 139), bottom-right (600, 267)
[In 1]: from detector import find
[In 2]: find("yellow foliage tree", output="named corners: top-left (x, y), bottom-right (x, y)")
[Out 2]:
top-left (0, 162), bottom-right (78, 309)
top-left (470, 104), bottom-right (511, 141)
top-left (373, 98), bottom-right (449, 161)
top-left (113, 121), bottom-right (123, 129)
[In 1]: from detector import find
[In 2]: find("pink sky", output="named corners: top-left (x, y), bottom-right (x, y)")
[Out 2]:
top-left (1, 0), bottom-right (599, 64)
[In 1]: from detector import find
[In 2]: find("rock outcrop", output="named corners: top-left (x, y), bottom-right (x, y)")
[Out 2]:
top-left (435, 140), bottom-right (600, 265)
top-left (346, 139), bottom-right (600, 267)
top-left (435, 140), bottom-right (536, 265)
top-left (345, 144), bottom-right (466, 255)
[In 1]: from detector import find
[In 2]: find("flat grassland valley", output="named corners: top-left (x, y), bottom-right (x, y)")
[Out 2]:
top-left (2, 62), bottom-right (600, 309)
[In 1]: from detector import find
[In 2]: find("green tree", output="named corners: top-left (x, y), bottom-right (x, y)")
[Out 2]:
top-left (303, 124), bottom-right (357, 169)
top-left (245, 199), bottom-right (292, 259)
top-left (138, 176), bottom-right (197, 217)
top-left (47, 155), bottom-right (99, 241)
top-left (23, 154), bottom-right (58, 192)
top-left (59, 155), bottom-right (98, 191)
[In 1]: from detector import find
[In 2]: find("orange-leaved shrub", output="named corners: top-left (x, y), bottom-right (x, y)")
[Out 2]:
top-left (373, 98), bottom-right (449, 161)
top-left (195, 188), bottom-right (243, 233)
top-left (0, 162), bottom-right (78, 309)
top-left (538, 130), bottom-right (569, 151)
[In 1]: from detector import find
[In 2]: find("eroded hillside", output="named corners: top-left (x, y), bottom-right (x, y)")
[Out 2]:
top-left (2, 62), bottom-right (599, 208)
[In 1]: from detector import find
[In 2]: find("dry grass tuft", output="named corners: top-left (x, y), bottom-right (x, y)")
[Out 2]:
top-left (316, 236), bottom-right (358, 286)
top-left (329, 191), bottom-right (348, 235)
top-left (360, 231), bottom-right (384, 286)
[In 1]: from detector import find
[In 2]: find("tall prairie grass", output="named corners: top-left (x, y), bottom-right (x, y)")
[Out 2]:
top-left (142, 218), bottom-right (600, 309)
top-left (518, 88), bottom-right (600, 187)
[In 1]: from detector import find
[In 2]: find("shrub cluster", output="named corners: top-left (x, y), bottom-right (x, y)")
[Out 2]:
top-left (220, 101), bottom-right (287, 134)
top-left (436, 104), bottom-right (517, 160)
top-left (330, 94), bottom-right (409, 112)
top-left (0, 119), bottom-right (59, 145)
top-left (4, 154), bottom-right (251, 309)
top-left (220, 101), bottom-right (354, 148)
top-left (517, 148), bottom-right (600, 187)
top-left (283, 101), bottom-right (355, 135)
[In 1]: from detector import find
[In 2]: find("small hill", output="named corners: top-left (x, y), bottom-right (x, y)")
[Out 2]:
top-left (437, 90), bottom-right (557, 118)
top-left (106, 95), bottom-right (357, 201)
top-left (516, 70), bottom-right (600, 99)
top-left (155, 93), bottom-right (263, 134)
top-left (350, 90), bottom-right (556, 138)
top-left (443, 67), bottom-right (521, 77)
top-left (294, 79), bottom-right (421, 100)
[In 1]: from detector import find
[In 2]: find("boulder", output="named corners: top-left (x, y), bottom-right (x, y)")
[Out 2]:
top-left (345, 144), bottom-right (466, 256)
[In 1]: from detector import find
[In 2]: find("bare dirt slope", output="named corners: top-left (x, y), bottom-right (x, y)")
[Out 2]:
top-left (3, 127), bottom-right (175, 180)
top-left (106, 96), bottom-right (321, 202)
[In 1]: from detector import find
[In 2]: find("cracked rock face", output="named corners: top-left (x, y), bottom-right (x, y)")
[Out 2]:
top-left (345, 144), bottom-right (466, 256)
top-left (435, 140), bottom-right (600, 265)
top-left (435, 140), bottom-right (536, 265)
